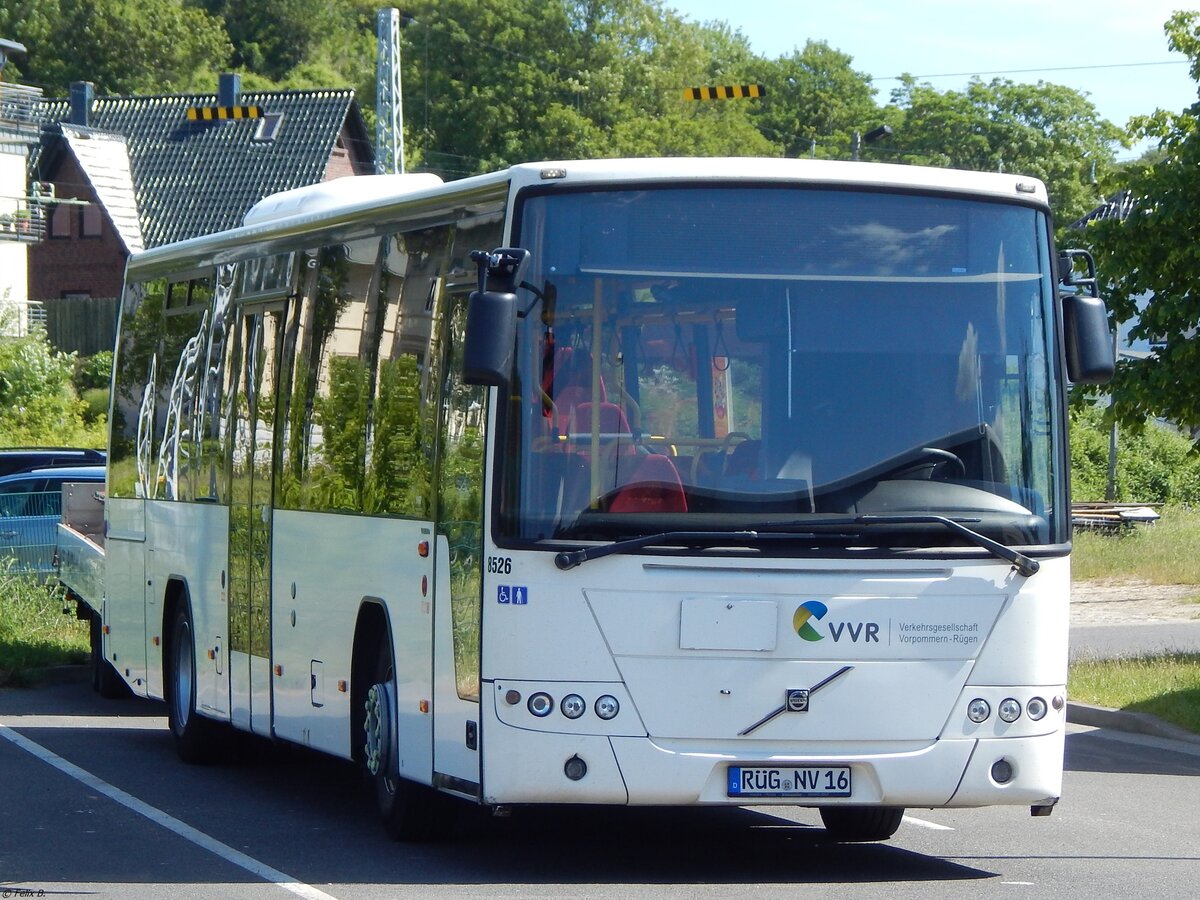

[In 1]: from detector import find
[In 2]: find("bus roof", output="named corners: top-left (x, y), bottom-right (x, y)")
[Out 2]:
top-left (126, 157), bottom-right (1050, 276)
top-left (504, 157), bottom-right (1049, 205)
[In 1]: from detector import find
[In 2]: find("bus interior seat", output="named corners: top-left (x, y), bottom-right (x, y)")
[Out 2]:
top-left (608, 453), bottom-right (688, 513)
top-left (544, 346), bottom-right (605, 436)
top-left (692, 449), bottom-right (725, 485)
top-left (724, 439), bottom-right (762, 479)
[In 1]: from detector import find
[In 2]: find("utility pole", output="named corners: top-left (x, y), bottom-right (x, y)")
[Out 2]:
top-left (375, 9), bottom-right (406, 174)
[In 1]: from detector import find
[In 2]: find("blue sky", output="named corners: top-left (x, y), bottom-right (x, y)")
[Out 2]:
top-left (669, 0), bottom-right (1198, 157)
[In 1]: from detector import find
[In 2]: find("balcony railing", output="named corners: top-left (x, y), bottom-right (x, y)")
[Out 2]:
top-left (0, 196), bottom-right (46, 242)
top-left (0, 81), bottom-right (43, 138)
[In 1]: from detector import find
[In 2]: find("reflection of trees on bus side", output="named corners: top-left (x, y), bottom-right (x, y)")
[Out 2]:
top-left (437, 293), bottom-right (488, 702)
top-left (110, 281), bottom-right (163, 498)
top-left (365, 355), bottom-right (429, 516)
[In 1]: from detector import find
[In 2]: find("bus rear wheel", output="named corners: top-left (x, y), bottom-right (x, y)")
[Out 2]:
top-left (90, 612), bottom-right (129, 699)
top-left (819, 806), bottom-right (905, 842)
top-left (365, 641), bottom-right (455, 841)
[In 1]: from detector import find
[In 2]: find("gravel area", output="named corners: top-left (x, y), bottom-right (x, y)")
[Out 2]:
top-left (1071, 579), bottom-right (1200, 626)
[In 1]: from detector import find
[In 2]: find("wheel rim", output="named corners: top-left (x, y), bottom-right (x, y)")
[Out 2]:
top-left (363, 681), bottom-right (394, 780)
top-left (174, 618), bottom-right (193, 729)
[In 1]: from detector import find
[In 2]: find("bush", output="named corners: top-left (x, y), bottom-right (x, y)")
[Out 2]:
top-left (81, 387), bottom-right (110, 424)
top-left (73, 351), bottom-right (113, 393)
top-left (0, 327), bottom-right (105, 448)
top-left (1070, 405), bottom-right (1200, 504)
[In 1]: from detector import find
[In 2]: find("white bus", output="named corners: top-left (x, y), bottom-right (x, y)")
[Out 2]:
top-left (78, 157), bottom-right (1113, 842)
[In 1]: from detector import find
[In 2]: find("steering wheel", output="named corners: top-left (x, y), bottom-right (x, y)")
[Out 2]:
top-left (888, 447), bottom-right (966, 480)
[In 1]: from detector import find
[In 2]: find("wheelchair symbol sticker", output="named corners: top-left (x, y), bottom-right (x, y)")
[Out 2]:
top-left (497, 585), bottom-right (528, 605)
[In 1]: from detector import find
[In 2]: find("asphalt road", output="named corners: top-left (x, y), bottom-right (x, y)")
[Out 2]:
top-left (1070, 620), bottom-right (1200, 660)
top-left (2, 681), bottom-right (1198, 900)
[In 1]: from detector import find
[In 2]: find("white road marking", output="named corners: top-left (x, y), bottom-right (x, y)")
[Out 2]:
top-left (0, 714), bottom-right (166, 729)
top-left (0, 723), bottom-right (339, 900)
top-left (902, 814), bottom-right (954, 830)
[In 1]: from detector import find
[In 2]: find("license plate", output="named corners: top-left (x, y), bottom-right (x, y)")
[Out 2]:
top-left (727, 766), bottom-right (851, 798)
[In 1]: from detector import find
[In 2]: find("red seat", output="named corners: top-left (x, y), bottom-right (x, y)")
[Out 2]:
top-left (609, 454), bottom-right (688, 513)
top-left (544, 346), bottom-right (605, 436)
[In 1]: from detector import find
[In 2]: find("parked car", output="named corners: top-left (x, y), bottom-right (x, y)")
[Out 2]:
top-left (0, 447), bottom-right (105, 478)
top-left (0, 465), bottom-right (106, 577)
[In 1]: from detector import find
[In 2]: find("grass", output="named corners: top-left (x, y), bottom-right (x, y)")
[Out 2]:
top-left (1072, 505), bottom-right (1200, 586)
top-left (0, 568), bottom-right (89, 687)
top-left (1069, 653), bottom-right (1200, 735)
top-left (1069, 506), bottom-right (1200, 733)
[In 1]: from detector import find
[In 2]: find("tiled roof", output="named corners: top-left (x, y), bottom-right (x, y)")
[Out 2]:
top-left (35, 88), bottom-right (373, 248)
top-left (59, 125), bottom-right (144, 253)
top-left (1069, 190), bottom-right (1138, 229)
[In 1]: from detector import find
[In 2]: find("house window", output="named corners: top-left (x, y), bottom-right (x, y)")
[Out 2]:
top-left (49, 203), bottom-right (73, 238)
top-left (81, 203), bottom-right (103, 237)
top-left (253, 112), bottom-right (285, 142)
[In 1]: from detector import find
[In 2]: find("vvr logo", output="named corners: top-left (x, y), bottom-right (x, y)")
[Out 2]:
top-left (792, 601), bottom-right (827, 641)
top-left (792, 602), bottom-right (881, 643)
top-left (829, 621), bottom-right (881, 643)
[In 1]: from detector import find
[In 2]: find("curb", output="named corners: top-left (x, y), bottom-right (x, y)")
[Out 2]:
top-left (1067, 701), bottom-right (1200, 746)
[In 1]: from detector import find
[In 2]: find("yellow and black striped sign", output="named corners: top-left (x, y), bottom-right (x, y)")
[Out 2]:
top-left (682, 84), bottom-right (765, 101)
top-left (186, 105), bottom-right (263, 122)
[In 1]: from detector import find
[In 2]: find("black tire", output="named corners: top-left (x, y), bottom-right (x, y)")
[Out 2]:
top-left (167, 604), bottom-right (227, 764)
top-left (819, 806), bottom-right (905, 842)
top-left (90, 613), bottom-right (130, 699)
top-left (365, 640), bottom-right (455, 841)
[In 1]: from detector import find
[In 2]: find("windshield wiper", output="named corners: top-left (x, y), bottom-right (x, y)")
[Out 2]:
top-left (553, 529), bottom-right (852, 571)
top-left (553, 516), bottom-right (1039, 576)
top-left (855, 514), bottom-right (1040, 577)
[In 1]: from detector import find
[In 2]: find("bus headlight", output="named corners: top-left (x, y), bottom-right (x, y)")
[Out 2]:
top-left (595, 695), bottom-right (620, 720)
top-left (560, 694), bottom-right (586, 719)
top-left (967, 698), bottom-right (991, 724)
top-left (998, 698), bottom-right (1022, 723)
top-left (1026, 696), bottom-right (1048, 721)
top-left (527, 692), bottom-right (554, 717)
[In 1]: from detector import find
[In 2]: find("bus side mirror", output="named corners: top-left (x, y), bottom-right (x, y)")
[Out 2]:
top-left (463, 289), bottom-right (517, 386)
top-left (463, 248), bottom-right (528, 387)
top-left (1058, 248), bottom-right (1114, 384)
top-left (1062, 292), bottom-right (1114, 384)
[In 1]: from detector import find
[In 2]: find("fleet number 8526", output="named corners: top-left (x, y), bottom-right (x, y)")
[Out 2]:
top-left (487, 556), bottom-right (512, 574)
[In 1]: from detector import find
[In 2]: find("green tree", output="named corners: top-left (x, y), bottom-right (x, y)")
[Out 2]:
top-left (1080, 11), bottom-right (1200, 441)
top-left (395, 0), bottom-right (774, 176)
top-left (0, 0), bottom-right (232, 95)
top-left (886, 76), bottom-right (1124, 225)
top-left (194, 0), bottom-right (355, 83)
top-left (750, 41), bottom-right (878, 159)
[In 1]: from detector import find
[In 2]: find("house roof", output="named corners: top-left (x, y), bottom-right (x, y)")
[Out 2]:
top-left (34, 87), bottom-right (374, 248)
top-left (1069, 190), bottom-right (1138, 229)
top-left (58, 125), bottom-right (144, 253)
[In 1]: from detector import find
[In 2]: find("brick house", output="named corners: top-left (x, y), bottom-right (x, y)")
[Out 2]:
top-left (29, 75), bottom-right (375, 352)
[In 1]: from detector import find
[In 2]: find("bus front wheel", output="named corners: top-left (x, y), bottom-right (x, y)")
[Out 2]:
top-left (167, 605), bottom-right (226, 764)
top-left (819, 806), bottom-right (905, 842)
top-left (365, 641), bottom-right (455, 841)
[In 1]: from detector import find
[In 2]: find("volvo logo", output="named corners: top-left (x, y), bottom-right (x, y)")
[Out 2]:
top-left (786, 689), bottom-right (810, 712)
top-left (738, 666), bottom-right (853, 735)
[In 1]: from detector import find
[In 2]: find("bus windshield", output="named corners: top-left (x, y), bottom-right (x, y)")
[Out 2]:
top-left (497, 185), bottom-right (1064, 552)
